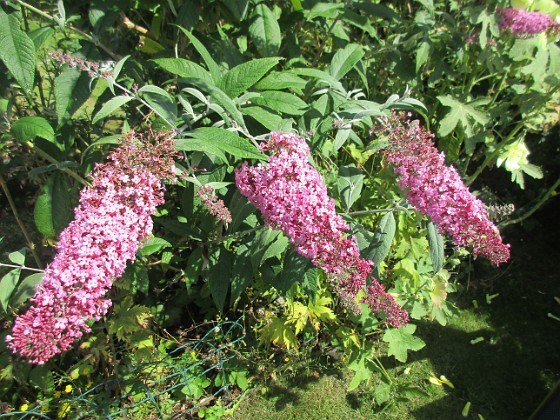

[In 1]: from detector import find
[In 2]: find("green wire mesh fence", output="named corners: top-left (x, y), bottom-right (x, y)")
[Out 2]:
top-left (2, 316), bottom-right (246, 419)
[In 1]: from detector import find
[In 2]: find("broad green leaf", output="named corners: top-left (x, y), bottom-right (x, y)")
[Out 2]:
top-left (427, 220), bottom-right (445, 273)
top-left (290, 68), bottom-right (344, 90)
top-left (249, 4), bottom-right (281, 57)
top-left (230, 250), bottom-right (253, 305)
top-left (138, 85), bottom-right (177, 126)
top-left (416, 40), bottom-right (431, 72)
top-left (306, 2), bottom-right (344, 20)
top-left (252, 91), bottom-right (308, 115)
top-left (8, 249), bottom-right (26, 266)
top-left (290, 0), bottom-right (303, 11)
top-left (208, 250), bottom-right (233, 312)
top-left (181, 78), bottom-right (246, 126)
top-left (348, 354), bottom-right (373, 391)
top-left (328, 43), bottom-right (364, 81)
top-left (242, 105), bottom-right (283, 130)
top-left (130, 264), bottom-right (149, 295)
top-left (220, 0), bottom-right (249, 21)
top-left (174, 138), bottom-right (228, 163)
top-left (28, 26), bottom-right (54, 50)
top-left (188, 127), bottom-right (265, 160)
top-left (151, 58), bottom-right (213, 84)
top-left (250, 228), bottom-right (289, 269)
top-left (337, 165), bottom-right (364, 212)
top-left (0, 8), bottom-right (35, 92)
top-left (383, 324), bottom-right (426, 363)
top-left (0, 269), bottom-right (20, 312)
top-left (139, 237), bottom-right (172, 256)
top-left (178, 28), bottom-right (222, 82)
top-left (367, 212), bottom-right (396, 279)
top-left (374, 382), bottom-right (391, 404)
top-left (255, 71), bottom-right (307, 92)
top-left (437, 95), bottom-right (489, 138)
top-left (34, 173), bottom-right (74, 239)
top-left (218, 57), bottom-right (281, 98)
top-left (83, 135), bottom-right (121, 156)
top-left (276, 249), bottom-right (313, 293)
top-left (11, 273), bottom-right (43, 307)
top-left (301, 267), bottom-right (319, 300)
top-left (11, 116), bottom-right (55, 143)
top-left (55, 67), bottom-right (92, 125)
top-left (92, 96), bottom-right (134, 125)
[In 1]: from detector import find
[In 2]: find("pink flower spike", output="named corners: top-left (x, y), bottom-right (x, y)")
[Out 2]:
top-left (6, 129), bottom-right (178, 365)
top-left (374, 113), bottom-right (510, 266)
top-left (235, 132), bottom-right (408, 327)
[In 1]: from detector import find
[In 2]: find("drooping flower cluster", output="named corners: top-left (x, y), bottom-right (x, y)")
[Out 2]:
top-left (235, 132), bottom-right (409, 326)
top-left (6, 130), bottom-right (177, 365)
top-left (196, 184), bottom-right (233, 225)
top-left (497, 7), bottom-right (558, 37)
top-left (374, 113), bottom-right (510, 266)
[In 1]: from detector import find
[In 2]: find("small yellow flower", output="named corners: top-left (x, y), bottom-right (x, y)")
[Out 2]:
top-left (284, 357), bottom-right (290, 362)
top-left (64, 384), bottom-right (73, 394)
top-left (225, 317), bottom-right (229, 321)
top-left (19, 403), bottom-right (29, 412)
top-left (190, 351), bottom-right (197, 359)
top-left (404, 368), bottom-right (411, 375)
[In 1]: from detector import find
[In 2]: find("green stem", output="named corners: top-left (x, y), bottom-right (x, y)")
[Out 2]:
top-left (26, 141), bottom-right (91, 187)
top-left (0, 174), bottom-right (43, 269)
top-left (499, 177), bottom-right (560, 228)
top-left (0, 263), bottom-right (43, 272)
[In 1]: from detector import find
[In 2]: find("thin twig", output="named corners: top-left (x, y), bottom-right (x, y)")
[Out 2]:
top-left (0, 174), bottom-right (43, 268)
top-left (0, 263), bottom-right (44, 273)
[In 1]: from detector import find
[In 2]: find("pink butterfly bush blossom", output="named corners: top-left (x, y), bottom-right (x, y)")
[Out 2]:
top-left (235, 132), bottom-right (409, 327)
top-left (6, 130), bottom-right (177, 365)
top-left (196, 184), bottom-right (232, 225)
top-left (374, 113), bottom-right (510, 266)
top-left (498, 7), bottom-right (558, 37)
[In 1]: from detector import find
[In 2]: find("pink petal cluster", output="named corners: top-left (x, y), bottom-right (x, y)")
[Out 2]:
top-left (6, 130), bottom-right (177, 365)
top-left (498, 7), bottom-right (558, 37)
top-left (375, 113), bottom-right (510, 266)
top-left (235, 132), bottom-right (408, 327)
top-left (196, 184), bottom-right (232, 225)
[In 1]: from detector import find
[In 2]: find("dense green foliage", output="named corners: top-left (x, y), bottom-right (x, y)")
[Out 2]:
top-left (0, 0), bottom-right (558, 418)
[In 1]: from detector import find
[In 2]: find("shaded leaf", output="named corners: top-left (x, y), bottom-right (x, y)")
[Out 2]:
top-left (12, 116), bottom-right (55, 143)
top-left (92, 96), bottom-right (134, 125)
top-left (151, 58), bottom-right (213, 84)
top-left (250, 4), bottom-right (281, 56)
top-left (219, 57), bottom-right (281, 98)
top-left (426, 220), bottom-right (444, 273)
top-left (11, 273), bottom-right (43, 307)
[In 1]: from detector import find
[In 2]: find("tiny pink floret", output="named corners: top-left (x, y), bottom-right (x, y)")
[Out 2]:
top-left (6, 130), bottom-right (177, 365)
top-left (235, 132), bottom-right (409, 327)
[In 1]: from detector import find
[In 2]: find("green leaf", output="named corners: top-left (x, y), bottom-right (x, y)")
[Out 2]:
top-left (366, 212), bottom-right (396, 279)
top-left (138, 85), bottom-right (177, 126)
top-left (0, 269), bottom-right (20, 312)
top-left (250, 228), bottom-right (289, 269)
top-left (252, 91), bottom-right (308, 115)
top-left (220, 0), bottom-right (249, 21)
top-left (11, 116), bottom-right (55, 143)
top-left (416, 40), bottom-right (431, 72)
top-left (11, 273), bottom-right (43, 307)
top-left (328, 43), bottom-right (364, 81)
top-left (255, 71), bottom-right (307, 92)
top-left (230, 251), bottom-right (253, 305)
top-left (55, 67), bottom-right (92, 125)
top-left (208, 250), bottom-right (233, 312)
top-left (174, 138), bottom-right (228, 163)
top-left (108, 297), bottom-right (151, 340)
top-left (181, 78), bottom-right (246, 126)
top-left (427, 220), bottom-right (445, 273)
top-left (34, 173), bottom-right (74, 239)
top-left (0, 8), bottom-right (35, 92)
top-left (8, 249), bottom-right (26, 266)
top-left (188, 127), bottom-right (265, 160)
top-left (28, 26), bottom-right (54, 50)
top-left (178, 28), bottom-right (222, 82)
top-left (139, 237), bottom-right (172, 256)
top-left (92, 96), bottom-right (134, 125)
top-left (348, 353), bottom-right (373, 391)
top-left (219, 57), bottom-right (281, 98)
top-left (374, 381), bottom-right (391, 404)
top-left (276, 249), bottom-right (312, 293)
top-left (383, 324), bottom-right (426, 363)
top-left (249, 4), bottom-right (281, 57)
top-left (242, 105), bottom-right (284, 130)
top-left (337, 165), bottom-right (364, 212)
top-left (437, 95), bottom-right (489, 138)
top-left (306, 2), bottom-right (344, 20)
top-left (151, 58), bottom-right (213, 84)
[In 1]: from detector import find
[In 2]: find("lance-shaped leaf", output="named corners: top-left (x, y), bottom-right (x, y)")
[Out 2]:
top-left (92, 96), bottom-right (134, 125)
top-left (151, 58), bottom-right (213, 84)
top-left (249, 4), bottom-right (281, 56)
top-left (218, 57), bottom-right (281, 98)
top-left (328, 43), bottom-right (364, 81)
top-left (11, 116), bottom-right (55, 143)
top-left (0, 8), bottom-right (36, 92)
top-left (34, 173), bottom-right (74, 239)
top-left (337, 165), bottom-right (364, 212)
top-left (426, 220), bottom-right (445, 273)
top-left (187, 127), bottom-right (265, 161)
top-left (365, 211), bottom-right (396, 279)
top-left (138, 85), bottom-right (177, 126)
